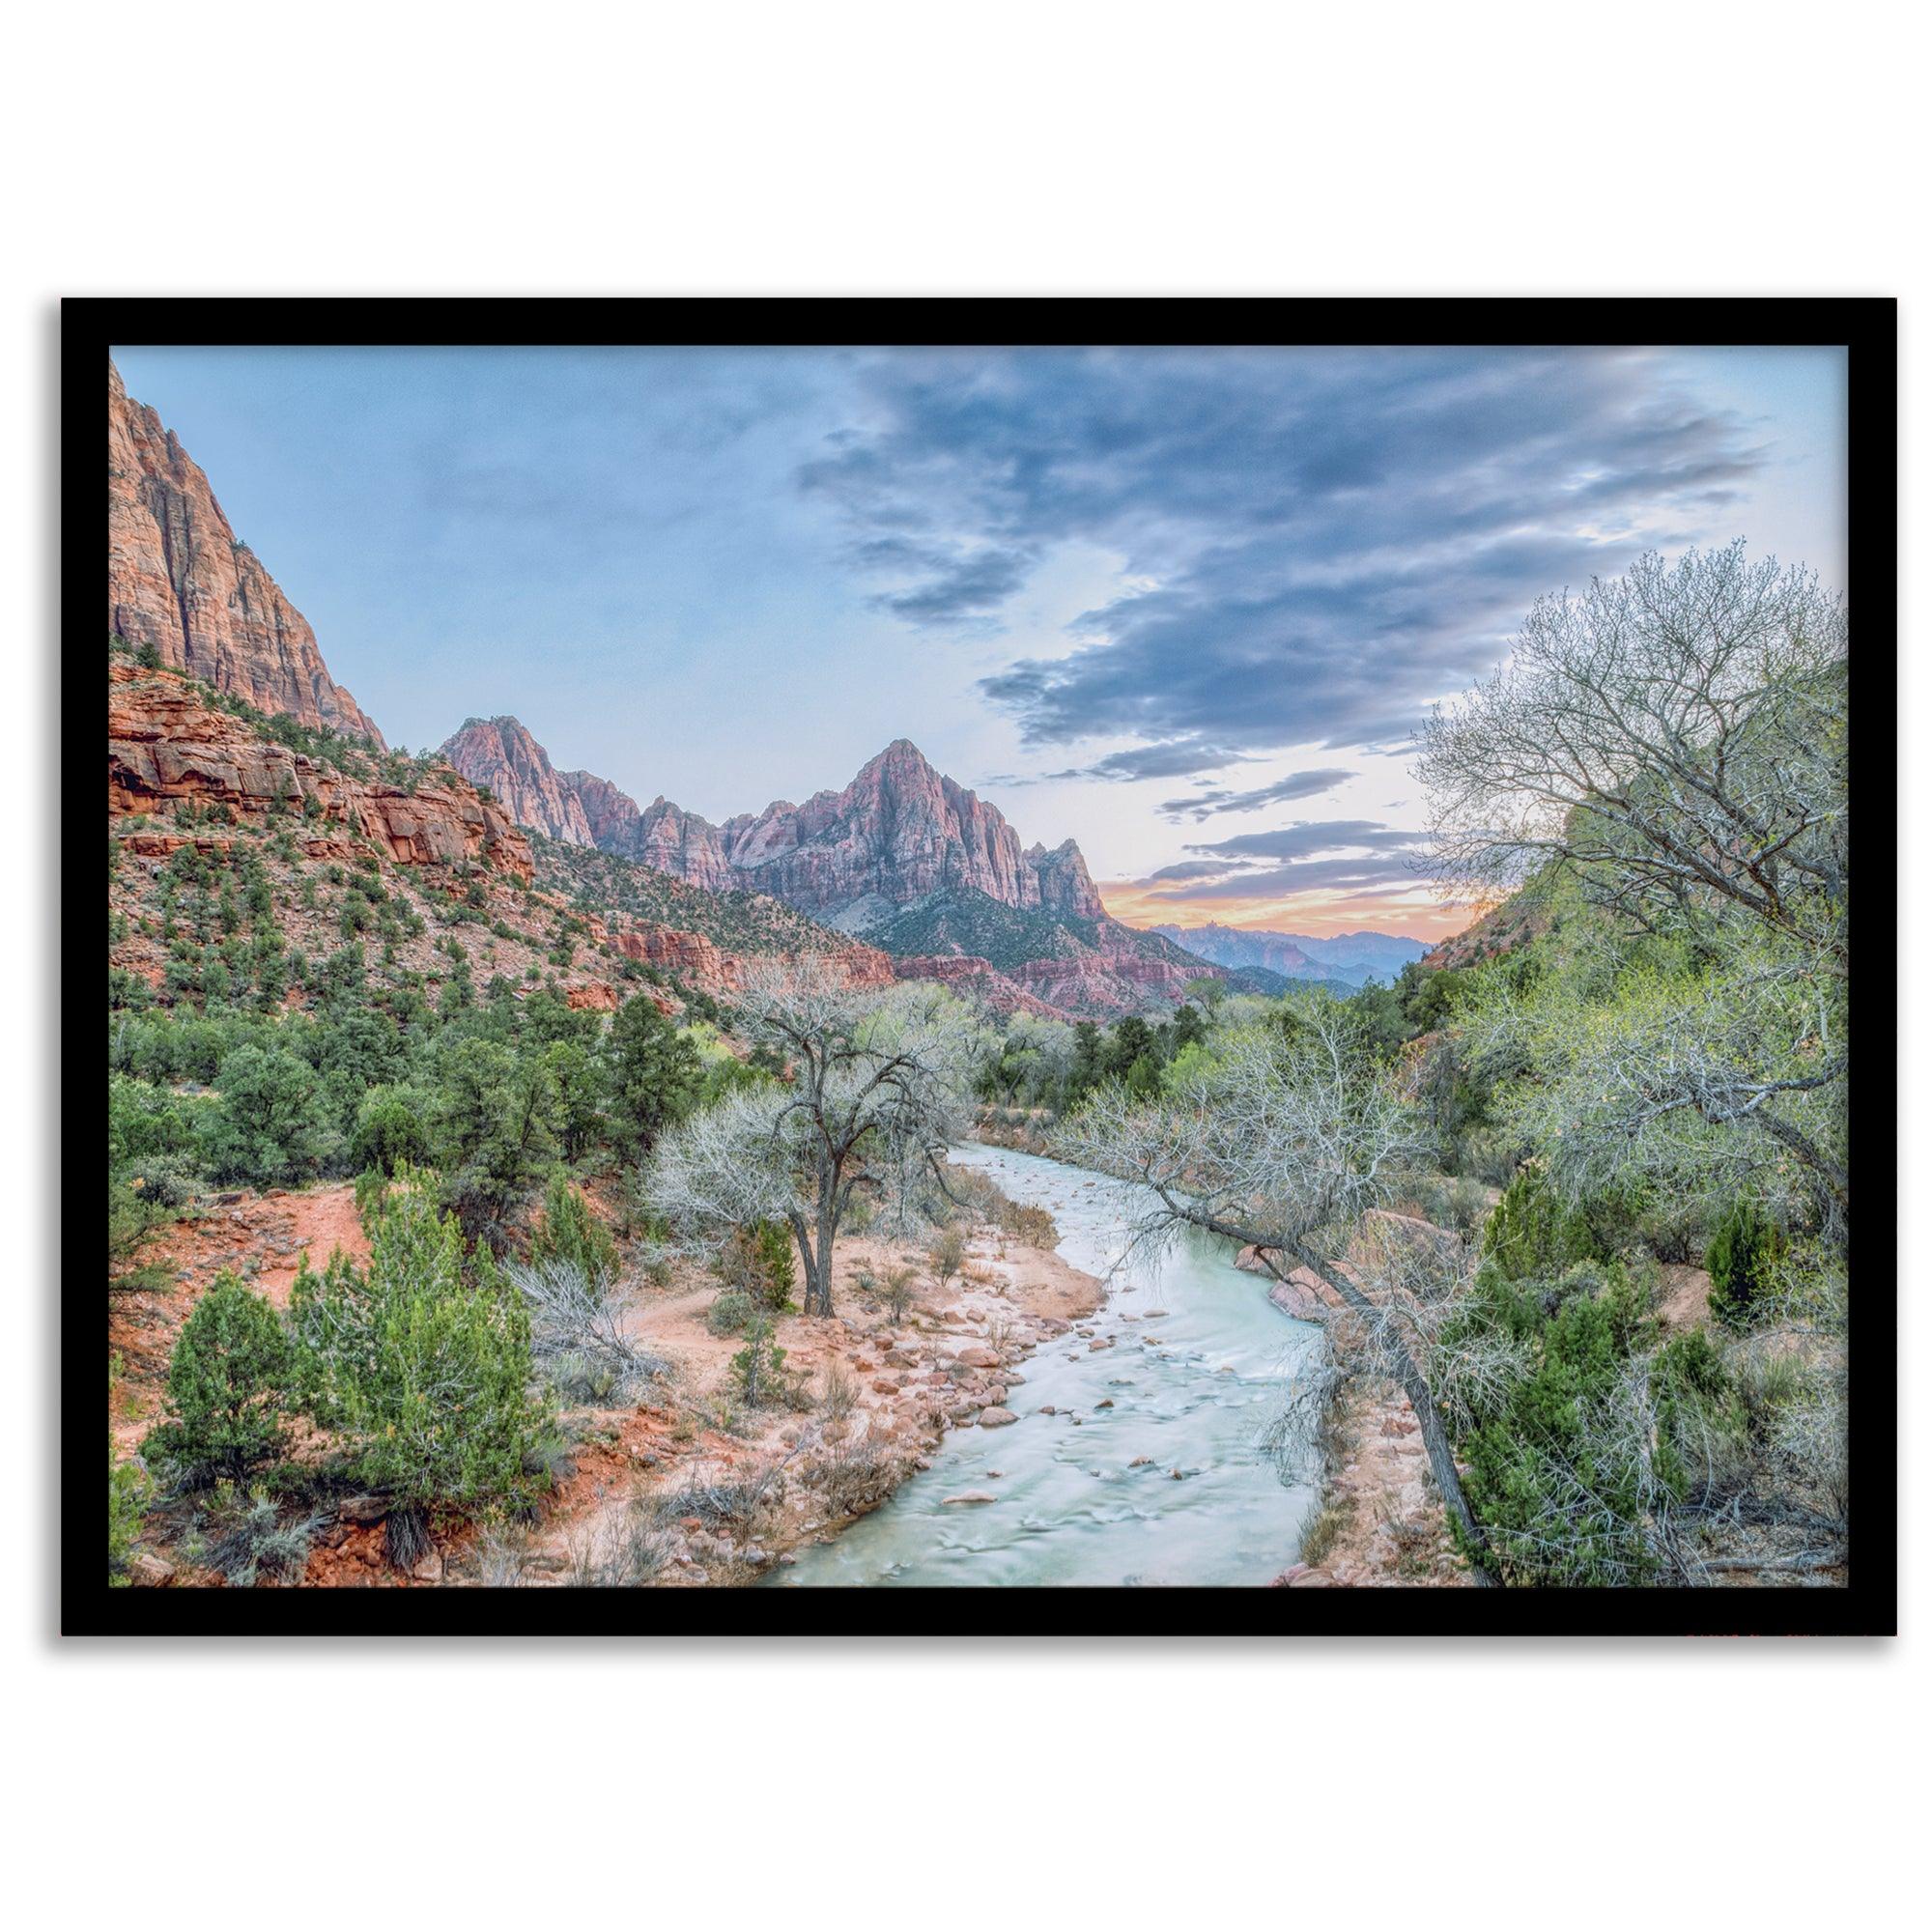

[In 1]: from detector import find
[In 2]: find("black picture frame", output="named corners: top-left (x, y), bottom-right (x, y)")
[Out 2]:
top-left (67, 296), bottom-right (1898, 1637)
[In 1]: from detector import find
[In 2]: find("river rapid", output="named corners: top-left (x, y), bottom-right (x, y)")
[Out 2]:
top-left (770, 1142), bottom-right (1323, 1587)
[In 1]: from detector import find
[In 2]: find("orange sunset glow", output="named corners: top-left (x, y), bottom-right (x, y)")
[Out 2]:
top-left (1098, 878), bottom-right (1480, 945)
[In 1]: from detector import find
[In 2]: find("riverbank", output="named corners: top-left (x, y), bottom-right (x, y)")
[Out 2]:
top-left (1239, 1226), bottom-right (1475, 1590)
top-left (506, 1199), bottom-right (1105, 1587)
top-left (1273, 1374), bottom-right (1472, 1588)
top-left (775, 1141), bottom-right (1325, 1586)
top-left (972, 1106), bottom-right (1057, 1156)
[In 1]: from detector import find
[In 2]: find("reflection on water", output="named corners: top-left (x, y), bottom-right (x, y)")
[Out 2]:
top-left (769, 1142), bottom-right (1322, 1588)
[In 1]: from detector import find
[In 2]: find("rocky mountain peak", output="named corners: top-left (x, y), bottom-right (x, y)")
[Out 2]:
top-left (424, 721), bottom-right (1117, 979)
top-left (440, 717), bottom-right (594, 845)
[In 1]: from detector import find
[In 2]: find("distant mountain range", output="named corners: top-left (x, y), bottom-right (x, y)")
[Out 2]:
top-left (101, 355), bottom-right (1437, 1024)
top-left (443, 718), bottom-right (1214, 1014)
top-left (1151, 922), bottom-right (1431, 987)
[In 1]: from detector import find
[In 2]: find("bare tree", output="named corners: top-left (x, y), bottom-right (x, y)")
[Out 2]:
top-left (1054, 1004), bottom-right (1497, 1579)
top-left (1418, 543), bottom-right (1848, 964)
top-left (502, 1254), bottom-right (668, 1401)
top-left (643, 961), bottom-right (973, 1317)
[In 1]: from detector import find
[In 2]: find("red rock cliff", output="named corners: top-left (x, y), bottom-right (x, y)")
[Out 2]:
top-left (109, 663), bottom-right (530, 881)
top-left (108, 359), bottom-right (385, 748)
top-left (715, 740), bottom-right (1106, 919)
top-left (440, 717), bottom-right (595, 844)
top-left (558, 769), bottom-right (644, 850)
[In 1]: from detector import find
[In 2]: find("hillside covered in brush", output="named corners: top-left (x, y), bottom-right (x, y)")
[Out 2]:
top-left (531, 833), bottom-right (890, 974)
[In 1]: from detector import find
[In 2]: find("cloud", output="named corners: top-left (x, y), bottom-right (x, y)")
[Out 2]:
top-left (1105, 816), bottom-right (1432, 903)
top-left (1148, 852), bottom-right (1430, 900)
top-left (1158, 765), bottom-right (1355, 822)
top-left (801, 346), bottom-right (1771, 755)
top-left (1049, 739), bottom-right (1254, 782)
top-left (849, 535), bottom-right (1036, 624)
top-left (1145, 859), bottom-right (1242, 883)
top-left (1186, 818), bottom-right (1418, 863)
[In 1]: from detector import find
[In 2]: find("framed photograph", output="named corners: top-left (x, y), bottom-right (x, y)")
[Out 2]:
top-left (72, 298), bottom-right (1894, 1635)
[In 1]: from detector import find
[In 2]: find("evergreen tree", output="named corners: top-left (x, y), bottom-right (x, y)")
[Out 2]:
top-left (142, 1273), bottom-right (294, 1487)
top-left (603, 994), bottom-right (702, 1160)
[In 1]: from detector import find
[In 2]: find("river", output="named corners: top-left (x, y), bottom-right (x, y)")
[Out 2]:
top-left (769, 1142), bottom-right (1324, 1587)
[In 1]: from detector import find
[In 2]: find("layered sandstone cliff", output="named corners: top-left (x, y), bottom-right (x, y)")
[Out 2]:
top-left (711, 740), bottom-right (1108, 921)
top-left (601, 922), bottom-right (897, 996)
top-left (110, 663), bottom-right (529, 880)
top-left (440, 717), bottom-right (594, 845)
top-left (631, 797), bottom-right (736, 894)
top-left (434, 719), bottom-right (1200, 1011)
top-left (108, 360), bottom-right (385, 748)
top-left (557, 768), bottom-right (645, 851)
top-left (458, 728), bottom-right (1110, 925)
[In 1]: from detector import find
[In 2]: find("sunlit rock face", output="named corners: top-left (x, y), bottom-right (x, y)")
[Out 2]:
top-left (109, 662), bottom-right (532, 882)
top-left (439, 723), bottom-right (1208, 1014)
top-left (108, 359), bottom-right (385, 748)
top-left (709, 739), bottom-right (1102, 920)
top-left (440, 717), bottom-right (594, 845)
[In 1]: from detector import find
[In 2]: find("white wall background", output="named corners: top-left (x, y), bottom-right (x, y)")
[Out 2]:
top-left (4, 6), bottom-right (1919, 1925)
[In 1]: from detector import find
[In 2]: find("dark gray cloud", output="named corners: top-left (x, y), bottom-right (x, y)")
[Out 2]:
top-left (1187, 819), bottom-right (1419, 863)
top-left (1147, 852), bottom-right (1429, 901)
top-left (850, 535), bottom-right (1036, 624)
top-left (801, 347), bottom-right (1768, 755)
top-left (1120, 816), bottom-right (1431, 901)
top-left (1158, 765), bottom-right (1355, 823)
top-left (1052, 739), bottom-right (1254, 782)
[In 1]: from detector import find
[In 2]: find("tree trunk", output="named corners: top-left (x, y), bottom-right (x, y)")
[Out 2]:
top-left (802, 1178), bottom-right (840, 1318)
top-left (786, 1211), bottom-right (830, 1320)
top-left (1299, 1258), bottom-right (1497, 1586)
top-left (1165, 1184), bottom-right (1501, 1588)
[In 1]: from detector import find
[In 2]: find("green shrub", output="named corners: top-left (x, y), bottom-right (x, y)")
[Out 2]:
top-left (353, 1164), bottom-right (395, 1234)
top-left (1455, 1263), bottom-right (1656, 1584)
top-left (108, 1171), bottom-right (172, 1293)
top-left (928, 1224), bottom-right (967, 1288)
top-left (713, 1219), bottom-right (797, 1313)
top-left (603, 994), bottom-right (703, 1160)
top-left (1481, 1164), bottom-right (1602, 1283)
top-left (349, 1086), bottom-right (435, 1176)
top-left (291, 1169), bottom-right (551, 1551)
top-left (1706, 1198), bottom-right (1783, 1331)
top-left (107, 1358), bottom-right (148, 1585)
top-left (876, 1264), bottom-right (919, 1324)
top-left (706, 1289), bottom-right (754, 1336)
top-left (142, 1273), bottom-right (295, 1488)
top-left (123, 1156), bottom-right (199, 1210)
top-left (530, 1171), bottom-right (619, 1284)
top-left (729, 1314), bottom-right (793, 1407)
top-left (198, 1045), bottom-right (332, 1186)
top-left (193, 1491), bottom-right (321, 1587)
top-left (1649, 1329), bottom-right (1739, 1503)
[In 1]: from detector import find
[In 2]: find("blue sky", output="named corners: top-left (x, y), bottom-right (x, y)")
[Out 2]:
top-left (110, 342), bottom-right (1846, 937)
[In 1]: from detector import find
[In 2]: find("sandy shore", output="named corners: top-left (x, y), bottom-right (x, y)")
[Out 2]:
top-left (509, 1208), bottom-right (1104, 1587)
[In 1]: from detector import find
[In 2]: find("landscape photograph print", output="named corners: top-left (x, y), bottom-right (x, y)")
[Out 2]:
top-left (81, 302), bottom-right (1891, 1633)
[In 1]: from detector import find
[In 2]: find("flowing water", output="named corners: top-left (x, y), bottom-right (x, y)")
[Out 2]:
top-left (770, 1142), bottom-right (1323, 1587)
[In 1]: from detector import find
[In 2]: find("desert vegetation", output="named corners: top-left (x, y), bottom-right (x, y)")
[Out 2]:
top-left (1031, 545), bottom-right (1850, 1586)
top-left (100, 547), bottom-right (1852, 1591)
